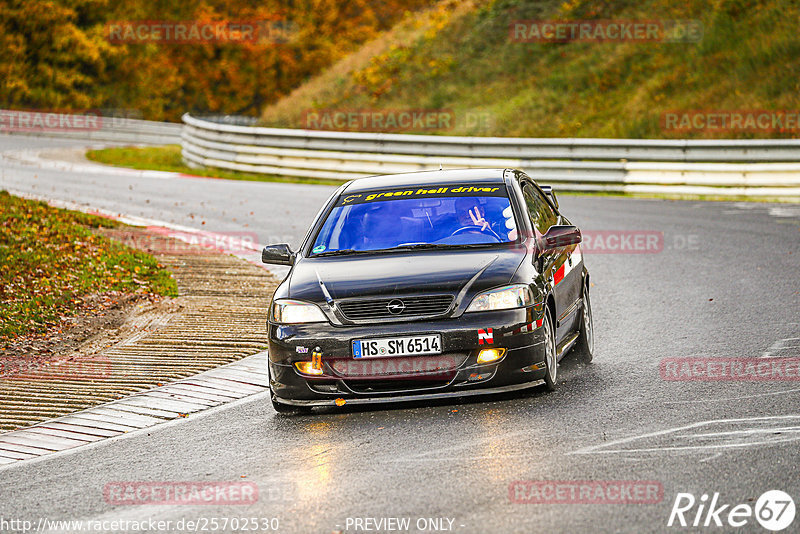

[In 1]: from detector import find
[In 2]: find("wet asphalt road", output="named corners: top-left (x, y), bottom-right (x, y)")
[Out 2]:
top-left (1, 133), bottom-right (799, 534)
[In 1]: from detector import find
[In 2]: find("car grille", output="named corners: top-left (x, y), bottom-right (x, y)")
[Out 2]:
top-left (337, 295), bottom-right (454, 321)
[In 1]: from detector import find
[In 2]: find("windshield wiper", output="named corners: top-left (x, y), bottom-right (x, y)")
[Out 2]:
top-left (313, 243), bottom-right (499, 257)
top-left (315, 246), bottom-right (436, 255)
top-left (314, 245), bottom-right (446, 256)
top-left (390, 243), bottom-right (497, 251)
top-left (392, 243), bottom-right (444, 250)
top-left (313, 249), bottom-right (363, 257)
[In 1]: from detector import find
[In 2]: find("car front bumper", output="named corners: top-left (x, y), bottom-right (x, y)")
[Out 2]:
top-left (267, 307), bottom-right (547, 406)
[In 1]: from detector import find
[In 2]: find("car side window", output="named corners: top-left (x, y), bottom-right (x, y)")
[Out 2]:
top-left (522, 184), bottom-right (557, 235)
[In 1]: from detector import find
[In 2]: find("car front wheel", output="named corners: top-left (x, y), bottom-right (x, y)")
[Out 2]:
top-left (572, 283), bottom-right (594, 363)
top-left (543, 309), bottom-right (558, 391)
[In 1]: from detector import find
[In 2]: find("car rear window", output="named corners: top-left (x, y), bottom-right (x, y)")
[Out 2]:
top-left (310, 184), bottom-right (519, 254)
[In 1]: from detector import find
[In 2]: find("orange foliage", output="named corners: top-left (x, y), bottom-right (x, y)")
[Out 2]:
top-left (0, 0), bottom-right (434, 120)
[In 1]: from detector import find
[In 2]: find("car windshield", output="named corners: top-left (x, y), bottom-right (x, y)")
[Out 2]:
top-left (310, 183), bottom-right (519, 254)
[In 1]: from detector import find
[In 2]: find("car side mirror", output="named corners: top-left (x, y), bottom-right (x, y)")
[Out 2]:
top-left (537, 225), bottom-right (581, 254)
top-left (262, 244), bottom-right (295, 266)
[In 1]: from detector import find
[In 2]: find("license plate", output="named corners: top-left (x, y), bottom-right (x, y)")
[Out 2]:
top-left (352, 334), bottom-right (442, 358)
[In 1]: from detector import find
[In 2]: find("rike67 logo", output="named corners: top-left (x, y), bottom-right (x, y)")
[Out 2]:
top-left (668, 490), bottom-right (796, 531)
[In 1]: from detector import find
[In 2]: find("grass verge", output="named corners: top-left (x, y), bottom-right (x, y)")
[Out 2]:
top-left (0, 191), bottom-right (178, 342)
top-left (260, 0), bottom-right (800, 140)
top-left (85, 145), bottom-right (344, 186)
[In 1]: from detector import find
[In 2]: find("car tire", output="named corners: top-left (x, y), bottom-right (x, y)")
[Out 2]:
top-left (572, 282), bottom-right (594, 364)
top-left (543, 309), bottom-right (558, 391)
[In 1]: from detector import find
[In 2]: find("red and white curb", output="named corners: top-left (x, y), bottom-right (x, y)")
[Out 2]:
top-left (0, 352), bottom-right (269, 468)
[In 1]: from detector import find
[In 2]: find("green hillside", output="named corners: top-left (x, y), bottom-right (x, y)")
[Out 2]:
top-left (260, 0), bottom-right (800, 139)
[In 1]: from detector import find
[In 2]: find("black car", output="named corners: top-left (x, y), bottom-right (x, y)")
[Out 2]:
top-left (262, 168), bottom-right (593, 413)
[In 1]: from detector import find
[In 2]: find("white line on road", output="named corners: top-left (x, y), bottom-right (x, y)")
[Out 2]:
top-left (663, 386), bottom-right (800, 404)
top-left (1, 146), bottom-right (191, 180)
top-left (569, 414), bottom-right (800, 455)
top-left (760, 337), bottom-right (800, 358)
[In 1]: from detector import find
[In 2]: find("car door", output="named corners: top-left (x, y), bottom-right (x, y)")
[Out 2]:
top-left (520, 182), bottom-right (579, 345)
top-left (553, 212), bottom-right (583, 335)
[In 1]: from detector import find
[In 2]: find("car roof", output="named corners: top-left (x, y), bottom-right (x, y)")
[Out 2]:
top-left (342, 168), bottom-right (507, 193)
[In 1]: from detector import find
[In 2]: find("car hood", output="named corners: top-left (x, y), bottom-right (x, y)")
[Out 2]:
top-left (288, 247), bottom-right (527, 305)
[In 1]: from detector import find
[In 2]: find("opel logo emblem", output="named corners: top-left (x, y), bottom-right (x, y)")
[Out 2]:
top-left (387, 299), bottom-right (406, 315)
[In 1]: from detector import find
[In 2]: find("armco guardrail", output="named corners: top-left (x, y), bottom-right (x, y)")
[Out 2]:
top-left (181, 113), bottom-right (800, 198)
top-left (0, 109), bottom-right (181, 145)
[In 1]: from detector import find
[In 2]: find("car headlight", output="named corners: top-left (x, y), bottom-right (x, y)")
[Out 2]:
top-left (466, 285), bottom-right (533, 313)
top-left (272, 299), bottom-right (328, 324)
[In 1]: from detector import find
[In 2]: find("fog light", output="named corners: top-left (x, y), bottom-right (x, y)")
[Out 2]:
top-left (477, 348), bottom-right (506, 364)
top-left (294, 361), bottom-right (323, 376)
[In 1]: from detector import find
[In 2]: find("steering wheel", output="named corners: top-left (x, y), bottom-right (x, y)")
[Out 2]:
top-left (451, 225), bottom-right (502, 242)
